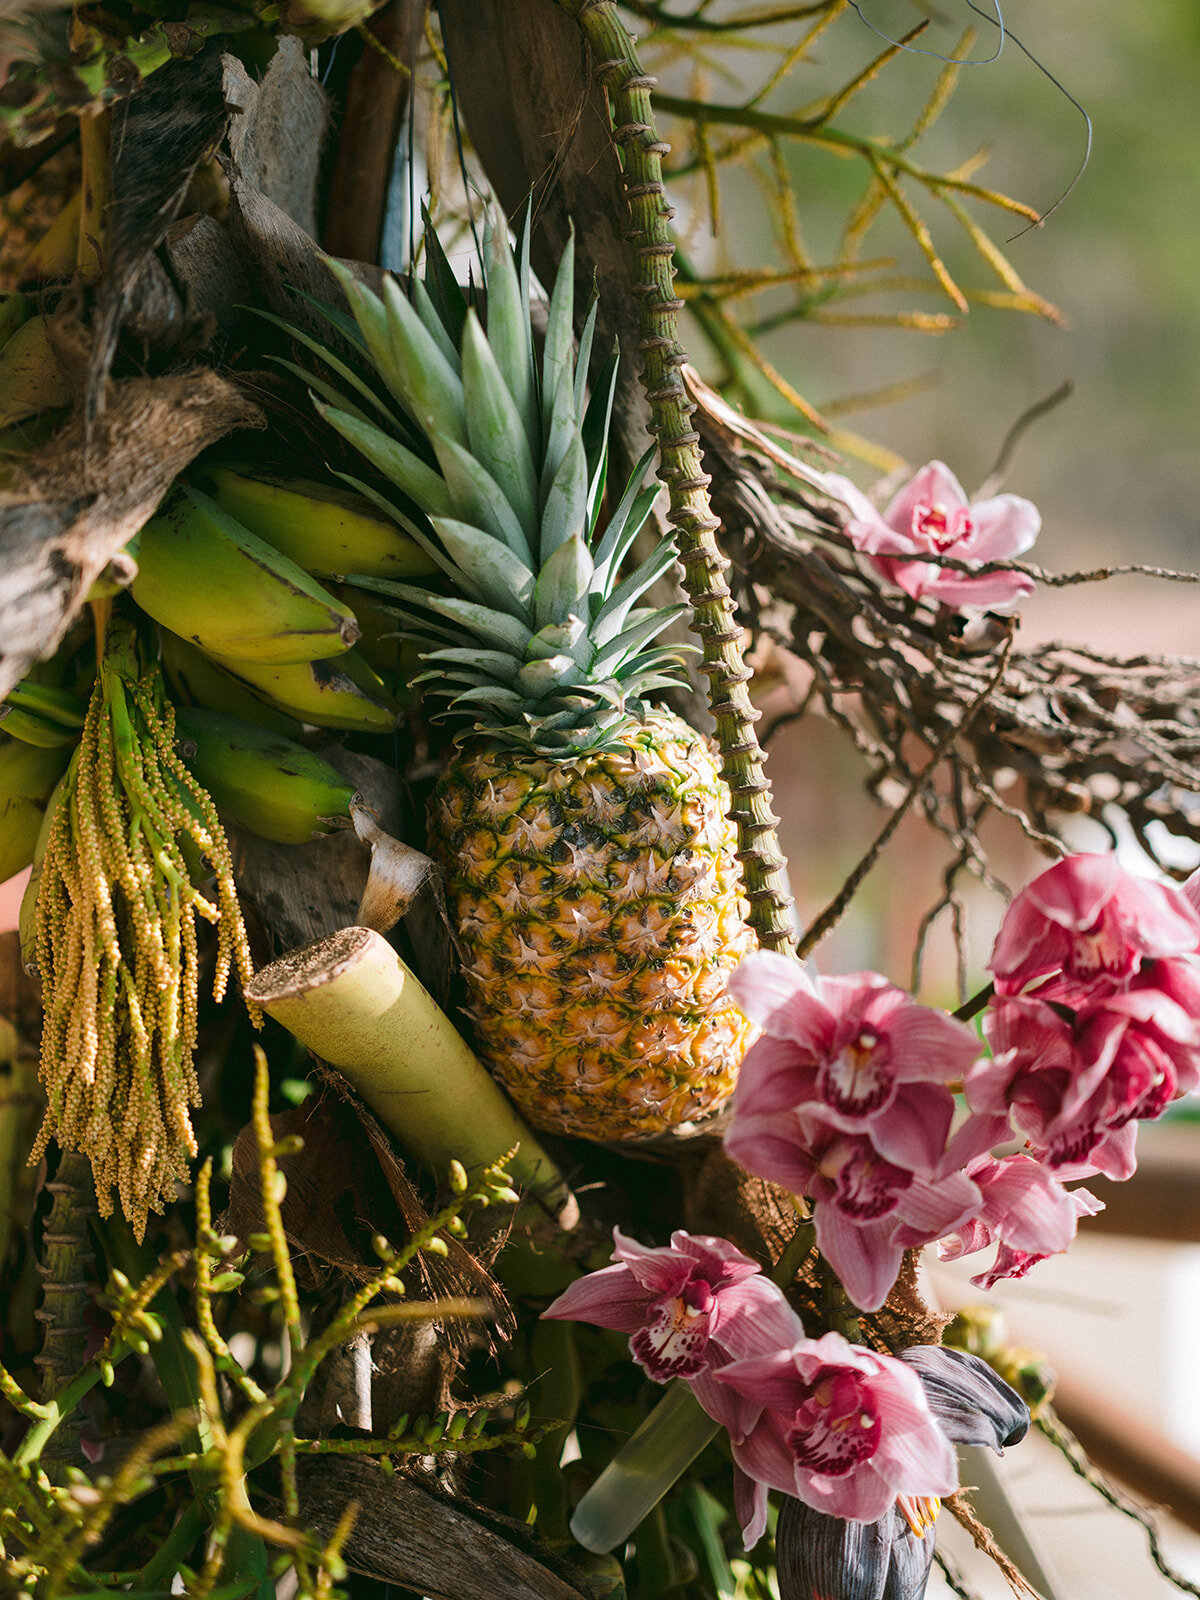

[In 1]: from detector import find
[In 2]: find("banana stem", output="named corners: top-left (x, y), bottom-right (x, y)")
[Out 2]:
top-left (559, 0), bottom-right (795, 954)
top-left (569, 1381), bottom-right (719, 1554)
top-left (245, 927), bottom-right (579, 1228)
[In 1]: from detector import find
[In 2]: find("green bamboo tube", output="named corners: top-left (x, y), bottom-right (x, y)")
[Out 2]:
top-left (245, 926), bottom-right (578, 1227)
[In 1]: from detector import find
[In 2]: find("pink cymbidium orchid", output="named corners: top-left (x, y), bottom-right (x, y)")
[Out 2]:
top-left (990, 852), bottom-right (1200, 1003)
top-left (975, 976), bottom-right (1200, 1178)
top-left (541, 1229), bottom-right (805, 1437)
top-left (824, 459), bottom-right (1039, 612)
top-left (715, 1331), bottom-right (959, 1543)
top-left (727, 951), bottom-right (981, 1155)
top-left (725, 1105), bottom-right (981, 1312)
top-left (896, 1152), bottom-right (1099, 1290)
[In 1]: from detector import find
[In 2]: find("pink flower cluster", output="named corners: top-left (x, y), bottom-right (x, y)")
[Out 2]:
top-left (823, 459), bottom-right (1040, 613)
top-left (543, 1230), bottom-right (1026, 1546)
top-left (722, 854), bottom-right (1200, 1313)
top-left (977, 853), bottom-right (1200, 1180)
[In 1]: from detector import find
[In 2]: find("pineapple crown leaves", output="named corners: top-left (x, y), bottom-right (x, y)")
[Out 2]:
top-left (286, 212), bottom-right (693, 756)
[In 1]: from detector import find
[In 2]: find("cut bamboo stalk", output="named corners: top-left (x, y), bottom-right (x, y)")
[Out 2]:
top-left (245, 926), bottom-right (578, 1228)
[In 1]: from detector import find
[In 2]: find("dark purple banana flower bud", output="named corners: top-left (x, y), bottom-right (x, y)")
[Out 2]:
top-left (776, 1497), bottom-right (935, 1600)
top-left (775, 1347), bottom-right (1029, 1600)
top-left (896, 1345), bottom-right (1029, 1451)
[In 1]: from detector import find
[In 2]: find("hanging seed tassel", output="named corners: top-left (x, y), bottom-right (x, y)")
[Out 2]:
top-left (563, 0), bottom-right (795, 951)
top-left (31, 618), bottom-right (257, 1240)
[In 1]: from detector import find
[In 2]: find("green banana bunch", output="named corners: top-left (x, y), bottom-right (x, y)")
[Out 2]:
top-left (207, 648), bottom-right (401, 734)
top-left (0, 313), bottom-right (72, 429)
top-left (128, 488), bottom-right (361, 665)
top-left (160, 629), bottom-right (304, 739)
top-left (201, 466), bottom-right (440, 583)
top-left (173, 707), bottom-right (357, 845)
top-left (0, 737), bottom-right (72, 882)
top-left (0, 682), bottom-right (87, 747)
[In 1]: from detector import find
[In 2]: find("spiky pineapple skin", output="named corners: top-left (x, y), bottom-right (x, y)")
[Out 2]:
top-left (429, 710), bottom-right (758, 1140)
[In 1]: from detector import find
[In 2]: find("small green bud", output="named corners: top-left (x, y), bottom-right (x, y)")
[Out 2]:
top-left (210, 1270), bottom-right (245, 1294)
top-left (513, 1400), bottom-right (531, 1433)
top-left (268, 1170), bottom-right (287, 1204)
top-left (99, 1359), bottom-right (115, 1388)
top-left (247, 1232), bottom-right (273, 1253)
top-left (425, 1236), bottom-right (449, 1257)
top-left (272, 1134), bottom-right (305, 1157)
top-left (447, 1410), bottom-right (469, 1441)
top-left (371, 1233), bottom-right (392, 1259)
top-left (448, 1159), bottom-right (468, 1194)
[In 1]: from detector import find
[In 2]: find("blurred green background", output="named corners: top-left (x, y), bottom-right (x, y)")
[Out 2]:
top-left (669, 0), bottom-right (1200, 574)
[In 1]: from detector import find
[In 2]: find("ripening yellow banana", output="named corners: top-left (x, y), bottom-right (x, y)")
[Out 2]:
top-left (206, 647), bottom-right (401, 734)
top-left (0, 738), bottom-right (71, 882)
top-left (201, 466), bottom-right (440, 582)
top-left (0, 315), bottom-right (72, 429)
top-left (160, 629), bottom-right (305, 740)
top-left (20, 190), bottom-right (82, 284)
top-left (173, 706), bottom-right (357, 845)
top-left (128, 488), bottom-right (361, 665)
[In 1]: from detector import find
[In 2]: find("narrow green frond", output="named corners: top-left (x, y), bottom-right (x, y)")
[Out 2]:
top-left (461, 309), bottom-right (540, 540)
top-left (534, 535), bottom-right (593, 631)
top-left (317, 402), bottom-right (453, 518)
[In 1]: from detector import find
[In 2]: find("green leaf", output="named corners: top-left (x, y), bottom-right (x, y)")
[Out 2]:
top-left (541, 227), bottom-right (576, 438)
top-left (420, 204), bottom-right (469, 344)
top-left (422, 646), bottom-right (520, 685)
top-left (383, 587), bottom-right (533, 654)
top-left (254, 308), bottom-right (408, 434)
top-left (573, 287), bottom-right (599, 421)
top-left (325, 260), bottom-right (413, 413)
top-left (592, 539), bottom-right (679, 644)
top-left (535, 533), bottom-right (593, 630)
top-left (592, 460), bottom-right (660, 585)
top-left (539, 432), bottom-right (589, 561)
top-left (484, 217), bottom-right (538, 454)
top-left (316, 401), bottom-right (454, 518)
top-left (581, 340), bottom-right (619, 499)
top-left (461, 309), bottom-right (540, 541)
top-left (432, 436), bottom-right (534, 567)
top-left (431, 516), bottom-right (536, 619)
top-left (450, 684), bottom-right (526, 714)
top-left (412, 275), bottom-right (463, 374)
top-left (515, 654), bottom-right (581, 700)
top-left (381, 275), bottom-right (468, 447)
top-left (592, 606), bottom-right (687, 676)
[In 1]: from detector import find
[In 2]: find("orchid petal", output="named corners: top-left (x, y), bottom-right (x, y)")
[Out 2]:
top-left (814, 1208), bottom-right (903, 1313)
top-left (541, 1264), bottom-right (650, 1333)
top-left (966, 494), bottom-right (1043, 560)
top-left (726, 949), bottom-right (818, 1030)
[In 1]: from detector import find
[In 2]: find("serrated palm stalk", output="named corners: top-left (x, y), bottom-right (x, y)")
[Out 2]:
top-left (311, 222), bottom-right (756, 1140)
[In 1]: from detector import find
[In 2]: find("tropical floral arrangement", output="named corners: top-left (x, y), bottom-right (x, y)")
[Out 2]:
top-left (2, 5), bottom-right (1200, 1600)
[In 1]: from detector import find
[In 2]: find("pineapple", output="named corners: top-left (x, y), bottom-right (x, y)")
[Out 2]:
top-left (310, 221), bottom-right (756, 1139)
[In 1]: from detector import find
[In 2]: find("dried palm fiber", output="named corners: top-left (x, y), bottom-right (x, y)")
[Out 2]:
top-left (32, 614), bottom-right (257, 1238)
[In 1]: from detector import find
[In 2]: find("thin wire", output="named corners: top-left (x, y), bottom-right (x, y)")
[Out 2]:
top-left (846, 0), bottom-right (1006, 65)
top-left (962, 0), bottom-right (1093, 237)
top-left (846, 2), bottom-right (1093, 237)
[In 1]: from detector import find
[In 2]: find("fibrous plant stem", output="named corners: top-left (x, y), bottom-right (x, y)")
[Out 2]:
top-left (34, 1150), bottom-right (96, 1469)
top-left (561, 0), bottom-right (795, 953)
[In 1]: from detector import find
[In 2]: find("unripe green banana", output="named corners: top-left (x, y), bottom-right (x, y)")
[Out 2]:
top-left (202, 466), bottom-right (439, 582)
top-left (0, 315), bottom-right (72, 428)
top-left (6, 681), bottom-right (86, 729)
top-left (0, 681), bottom-right (86, 748)
top-left (128, 487), bottom-right (361, 665)
top-left (0, 737), bottom-right (71, 882)
top-left (173, 707), bottom-right (357, 845)
top-left (160, 629), bottom-right (305, 740)
top-left (208, 647), bottom-right (401, 734)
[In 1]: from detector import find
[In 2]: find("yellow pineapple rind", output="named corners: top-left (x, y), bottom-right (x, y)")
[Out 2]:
top-left (430, 710), bottom-right (758, 1140)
